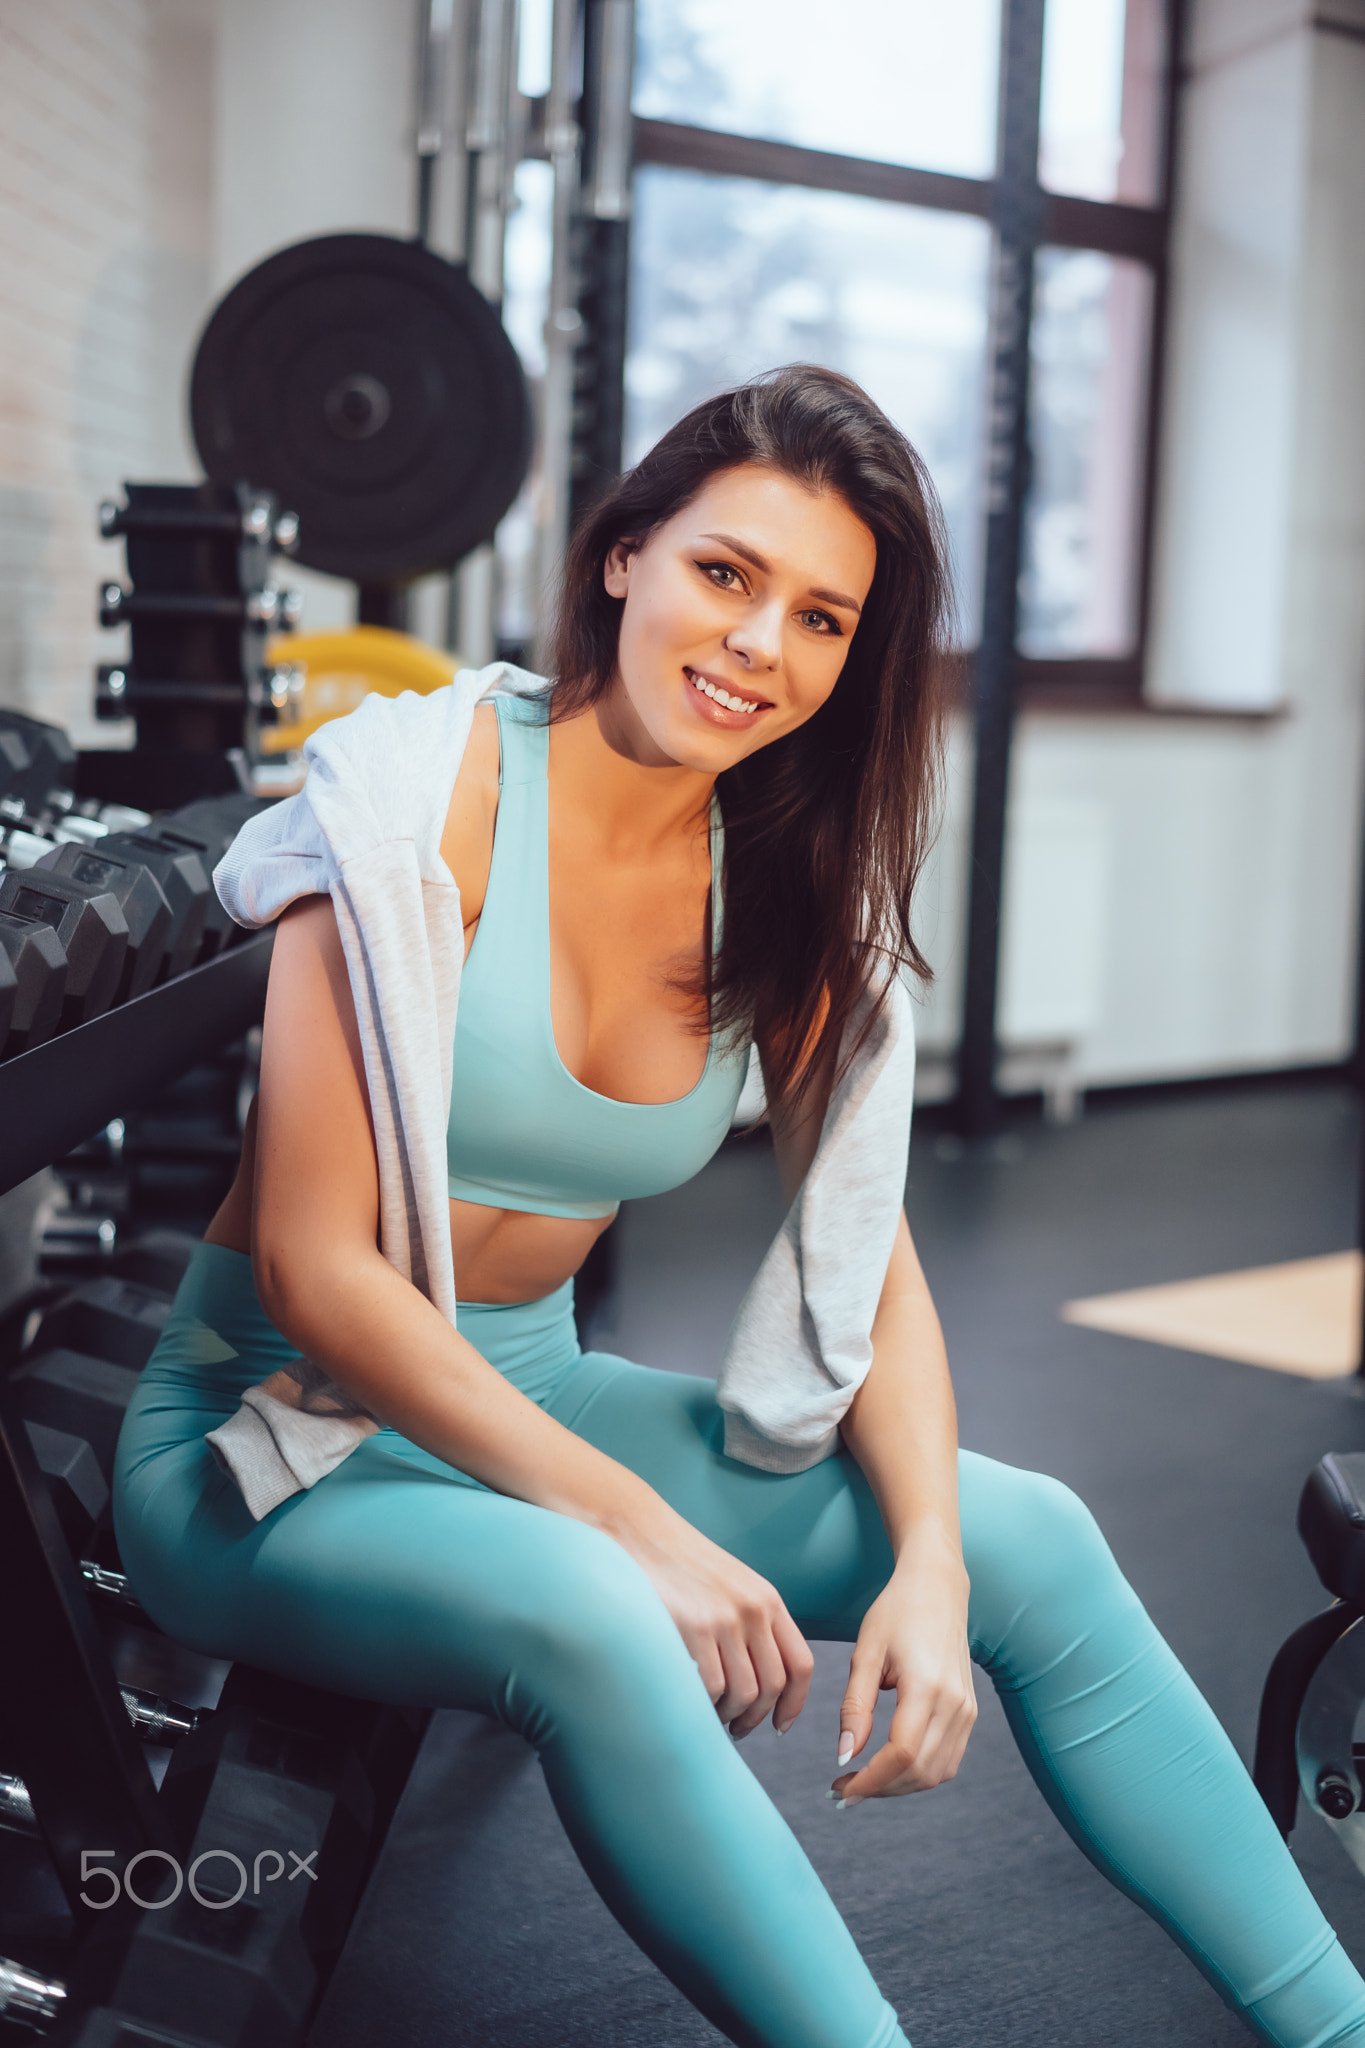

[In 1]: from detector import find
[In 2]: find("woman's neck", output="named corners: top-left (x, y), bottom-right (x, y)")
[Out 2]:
top-left (550, 685), bottom-right (715, 857)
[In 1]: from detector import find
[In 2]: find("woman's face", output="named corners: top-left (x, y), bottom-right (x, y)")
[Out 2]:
top-left (600, 463), bottom-right (877, 772)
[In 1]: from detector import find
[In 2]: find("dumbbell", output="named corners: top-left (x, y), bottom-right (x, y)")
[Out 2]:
top-left (0, 909), bottom-right (67, 1055)
top-left (9, 1277), bottom-right (172, 1553)
top-left (0, 868), bottom-right (128, 1030)
top-left (33, 843), bottom-right (172, 1003)
top-left (43, 800), bottom-right (153, 851)
top-left (155, 794), bottom-right (269, 961)
top-left (90, 1675), bottom-right (427, 2044)
top-left (169, 792), bottom-right (268, 846)
top-left (96, 829), bottom-right (210, 980)
top-left (0, 813), bottom-right (174, 1025)
top-left (0, 697), bottom-right (150, 847)
top-left (11, 1351), bottom-right (140, 1491)
top-left (0, 818), bottom-right (57, 871)
top-left (27, 1274), bottom-right (171, 1370)
top-left (80, 800), bottom-right (153, 835)
top-left (0, 1952), bottom-right (65, 2030)
top-left (0, 709), bottom-right (78, 817)
top-left (0, 724), bottom-right (28, 804)
top-left (19, 1415), bottom-right (110, 1554)
top-left (1, 793), bottom-right (149, 868)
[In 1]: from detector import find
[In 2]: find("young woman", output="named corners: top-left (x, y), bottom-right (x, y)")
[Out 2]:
top-left (114, 367), bottom-right (1365, 2047)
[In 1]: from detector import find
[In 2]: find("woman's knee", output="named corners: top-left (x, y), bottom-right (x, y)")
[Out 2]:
top-left (961, 1458), bottom-right (1135, 1666)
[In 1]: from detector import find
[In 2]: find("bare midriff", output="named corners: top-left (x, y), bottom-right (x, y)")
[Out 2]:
top-left (210, 991), bottom-right (699, 1311)
top-left (447, 1196), bottom-right (615, 1304)
top-left (204, 1102), bottom-right (612, 1305)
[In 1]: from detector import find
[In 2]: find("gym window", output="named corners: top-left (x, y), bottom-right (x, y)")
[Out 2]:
top-left (625, 0), bottom-right (1175, 709)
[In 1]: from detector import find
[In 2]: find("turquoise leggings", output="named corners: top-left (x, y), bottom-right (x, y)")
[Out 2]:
top-left (112, 1243), bottom-right (1365, 2048)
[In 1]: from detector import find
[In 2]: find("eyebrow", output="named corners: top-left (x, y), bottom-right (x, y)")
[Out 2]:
top-left (699, 532), bottom-right (863, 616)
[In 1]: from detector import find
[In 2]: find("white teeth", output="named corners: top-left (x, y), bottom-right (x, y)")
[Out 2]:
top-left (689, 670), bottom-right (761, 715)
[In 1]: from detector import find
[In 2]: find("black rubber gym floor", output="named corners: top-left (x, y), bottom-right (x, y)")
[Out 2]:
top-left (308, 1079), bottom-right (1365, 2047)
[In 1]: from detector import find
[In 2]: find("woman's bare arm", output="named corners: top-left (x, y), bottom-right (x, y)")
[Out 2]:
top-left (254, 896), bottom-right (665, 1516)
top-left (832, 1216), bottom-right (976, 1798)
top-left (252, 894), bottom-right (813, 1733)
top-left (840, 1215), bottom-right (964, 1580)
top-left (766, 1033), bottom-right (976, 1801)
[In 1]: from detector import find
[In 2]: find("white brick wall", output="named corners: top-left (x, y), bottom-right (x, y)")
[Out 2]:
top-left (0, 0), bottom-right (212, 746)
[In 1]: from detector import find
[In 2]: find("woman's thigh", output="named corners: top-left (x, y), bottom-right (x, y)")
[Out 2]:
top-left (115, 1265), bottom-right (1104, 1699)
top-left (547, 1351), bottom-right (896, 1635)
top-left (122, 1417), bottom-right (699, 1715)
top-left (550, 1352), bottom-right (1121, 1666)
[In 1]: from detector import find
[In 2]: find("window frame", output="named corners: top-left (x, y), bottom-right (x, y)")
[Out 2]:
top-left (626, 1), bottom-right (1181, 712)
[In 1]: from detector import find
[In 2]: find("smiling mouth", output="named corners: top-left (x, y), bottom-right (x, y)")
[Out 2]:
top-left (684, 667), bottom-right (770, 716)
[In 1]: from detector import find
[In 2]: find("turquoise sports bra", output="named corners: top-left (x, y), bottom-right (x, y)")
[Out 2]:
top-left (446, 691), bottom-right (751, 1220)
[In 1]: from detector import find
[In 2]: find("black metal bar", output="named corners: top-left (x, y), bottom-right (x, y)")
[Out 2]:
top-left (1253, 1603), bottom-right (1361, 1836)
top-left (630, 126), bottom-right (1166, 267)
top-left (1358, 1070), bottom-right (1365, 1374)
top-left (1126, 0), bottom-right (1187, 731)
top-left (98, 680), bottom-right (248, 712)
top-left (1040, 191), bottom-right (1165, 264)
top-left (1351, 327), bottom-right (1365, 1365)
top-left (954, 0), bottom-right (1047, 1138)
top-left (0, 929), bottom-right (274, 1199)
top-left (632, 117), bottom-right (994, 220)
top-left (569, 0), bottom-right (634, 526)
top-left (98, 591), bottom-right (267, 627)
top-left (570, 215), bottom-right (631, 521)
top-left (416, 152), bottom-right (437, 246)
top-left (0, 1376), bottom-right (181, 1924)
top-left (99, 505), bottom-right (251, 541)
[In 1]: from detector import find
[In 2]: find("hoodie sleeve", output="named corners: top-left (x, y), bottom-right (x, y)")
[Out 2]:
top-left (714, 972), bottom-right (916, 1471)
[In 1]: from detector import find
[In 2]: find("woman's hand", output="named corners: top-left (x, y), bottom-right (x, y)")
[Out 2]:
top-left (831, 1520), bottom-right (976, 1804)
top-left (623, 1513), bottom-right (814, 1739)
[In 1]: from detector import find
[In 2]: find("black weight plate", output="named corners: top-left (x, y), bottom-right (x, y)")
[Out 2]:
top-left (189, 234), bottom-right (532, 584)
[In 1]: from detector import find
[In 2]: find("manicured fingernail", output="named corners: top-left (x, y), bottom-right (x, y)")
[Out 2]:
top-left (836, 1795), bottom-right (863, 1811)
top-left (825, 1788), bottom-right (838, 1800)
top-left (776, 1720), bottom-right (794, 1737)
top-left (837, 1734), bottom-right (854, 1766)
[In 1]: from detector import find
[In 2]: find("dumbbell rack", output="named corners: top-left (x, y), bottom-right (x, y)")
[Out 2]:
top-left (0, 934), bottom-right (431, 2046)
top-left (0, 940), bottom-right (271, 2015)
top-left (0, 932), bottom-right (272, 1200)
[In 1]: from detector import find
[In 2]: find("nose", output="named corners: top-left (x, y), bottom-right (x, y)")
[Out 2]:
top-left (725, 599), bottom-right (782, 672)
top-left (720, 598), bottom-right (785, 675)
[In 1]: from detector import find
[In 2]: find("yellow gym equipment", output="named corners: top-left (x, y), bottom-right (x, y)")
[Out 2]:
top-left (260, 626), bottom-right (460, 756)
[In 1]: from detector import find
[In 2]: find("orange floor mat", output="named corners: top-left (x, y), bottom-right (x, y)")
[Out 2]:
top-left (1062, 1250), bottom-right (1364, 1379)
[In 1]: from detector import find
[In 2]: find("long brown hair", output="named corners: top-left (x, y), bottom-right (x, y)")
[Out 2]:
top-left (548, 364), bottom-right (951, 1108)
